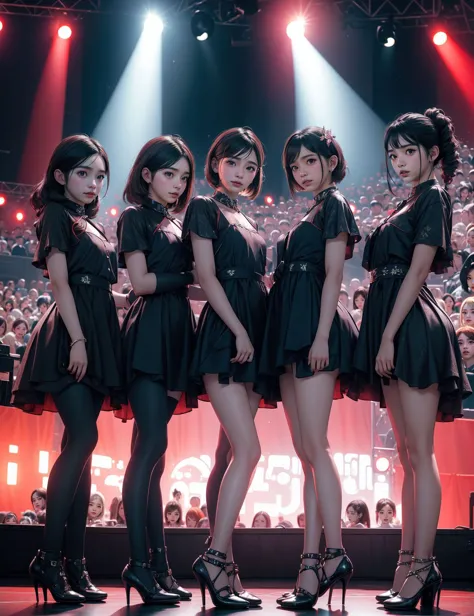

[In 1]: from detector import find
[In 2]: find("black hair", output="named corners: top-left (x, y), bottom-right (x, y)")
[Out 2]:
top-left (384, 108), bottom-right (460, 192)
top-left (123, 135), bottom-right (195, 214)
top-left (0, 317), bottom-right (6, 335)
top-left (283, 126), bottom-right (347, 197)
top-left (37, 295), bottom-right (51, 308)
top-left (12, 318), bottom-right (28, 332)
top-left (352, 287), bottom-right (367, 310)
top-left (205, 127), bottom-right (265, 200)
top-left (31, 488), bottom-right (47, 504)
top-left (346, 499), bottom-right (371, 528)
top-left (31, 134), bottom-right (109, 219)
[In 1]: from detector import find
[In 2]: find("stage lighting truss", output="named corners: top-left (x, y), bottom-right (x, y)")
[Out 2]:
top-left (0, 0), bottom-right (102, 18)
top-left (0, 181), bottom-right (34, 199)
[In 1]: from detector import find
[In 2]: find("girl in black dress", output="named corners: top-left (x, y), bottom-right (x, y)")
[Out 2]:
top-left (12, 135), bottom-right (125, 604)
top-left (353, 109), bottom-right (470, 611)
top-left (260, 127), bottom-right (360, 610)
top-left (116, 136), bottom-right (196, 606)
top-left (183, 127), bottom-right (269, 609)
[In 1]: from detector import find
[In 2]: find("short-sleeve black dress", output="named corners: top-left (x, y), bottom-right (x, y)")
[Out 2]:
top-left (259, 187), bottom-right (361, 399)
top-left (353, 179), bottom-right (471, 421)
top-left (182, 195), bottom-right (275, 408)
top-left (12, 199), bottom-right (124, 414)
top-left (114, 198), bottom-right (197, 420)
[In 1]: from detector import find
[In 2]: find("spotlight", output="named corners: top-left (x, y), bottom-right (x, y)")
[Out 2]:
top-left (15, 211), bottom-right (25, 222)
top-left (433, 31), bottom-right (448, 46)
top-left (58, 25), bottom-right (72, 40)
top-left (377, 22), bottom-right (396, 47)
top-left (191, 10), bottom-right (214, 41)
top-left (0, 196), bottom-right (5, 206)
top-left (0, 20), bottom-right (3, 32)
top-left (375, 456), bottom-right (390, 473)
top-left (287, 18), bottom-right (306, 40)
top-left (265, 196), bottom-right (274, 205)
top-left (144, 13), bottom-right (164, 35)
top-left (109, 207), bottom-right (118, 217)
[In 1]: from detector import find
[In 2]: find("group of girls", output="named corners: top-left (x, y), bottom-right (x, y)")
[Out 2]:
top-left (11, 106), bottom-right (470, 612)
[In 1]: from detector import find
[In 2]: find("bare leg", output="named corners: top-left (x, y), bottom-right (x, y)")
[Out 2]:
top-left (203, 375), bottom-right (261, 592)
top-left (382, 381), bottom-right (415, 592)
top-left (280, 368), bottom-right (322, 594)
top-left (397, 381), bottom-right (440, 598)
top-left (292, 370), bottom-right (343, 580)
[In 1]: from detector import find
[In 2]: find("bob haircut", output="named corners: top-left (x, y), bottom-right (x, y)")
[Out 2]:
top-left (205, 127), bottom-right (265, 200)
top-left (283, 126), bottom-right (347, 197)
top-left (31, 134), bottom-right (109, 219)
top-left (164, 500), bottom-right (182, 526)
top-left (123, 135), bottom-right (195, 214)
top-left (456, 325), bottom-right (474, 341)
top-left (384, 108), bottom-right (460, 191)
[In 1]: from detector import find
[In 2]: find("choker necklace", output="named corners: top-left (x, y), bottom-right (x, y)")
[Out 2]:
top-left (214, 191), bottom-right (240, 212)
top-left (306, 186), bottom-right (337, 214)
top-left (145, 199), bottom-right (174, 219)
top-left (64, 200), bottom-right (86, 217)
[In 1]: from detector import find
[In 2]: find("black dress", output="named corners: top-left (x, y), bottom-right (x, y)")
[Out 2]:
top-left (353, 179), bottom-right (471, 421)
top-left (114, 199), bottom-right (197, 420)
top-left (182, 195), bottom-right (275, 408)
top-left (12, 199), bottom-right (123, 414)
top-left (259, 187), bottom-right (361, 400)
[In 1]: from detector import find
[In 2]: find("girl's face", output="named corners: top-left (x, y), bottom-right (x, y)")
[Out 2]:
top-left (214, 150), bottom-right (258, 199)
top-left (444, 296), bottom-right (454, 312)
top-left (144, 156), bottom-right (190, 207)
top-left (55, 154), bottom-right (107, 207)
top-left (355, 295), bottom-right (365, 310)
top-left (378, 505), bottom-right (394, 525)
top-left (4, 303), bottom-right (12, 313)
top-left (14, 323), bottom-right (27, 338)
top-left (31, 493), bottom-right (46, 512)
top-left (460, 188), bottom-right (469, 201)
top-left (468, 230), bottom-right (474, 248)
top-left (291, 145), bottom-right (333, 194)
top-left (4, 289), bottom-right (12, 299)
top-left (118, 502), bottom-right (125, 521)
top-left (88, 497), bottom-right (103, 519)
top-left (186, 514), bottom-right (198, 528)
top-left (346, 506), bottom-right (361, 525)
top-left (458, 333), bottom-right (474, 363)
top-left (4, 516), bottom-right (17, 525)
top-left (388, 136), bottom-right (438, 187)
top-left (0, 323), bottom-right (6, 337)
top-left (462, 303), bottom-right (474, 325)
top-left (166, 509), bottom-right (180, 525)
top-left (253, 514), bottom-right (267, 528)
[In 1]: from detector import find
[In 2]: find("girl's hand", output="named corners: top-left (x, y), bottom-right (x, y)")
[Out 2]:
top-left (68, 341), bottom-right (88, 382)
top-left (375, 337), bottom-right (395, 378)
top-left (308, 335), bottom-right (329, 372)
top-left (232, 330), bottom-right (254, 364)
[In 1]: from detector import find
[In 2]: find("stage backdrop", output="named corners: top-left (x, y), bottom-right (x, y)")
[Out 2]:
top-left (1, 400), bottom-right (473, 528)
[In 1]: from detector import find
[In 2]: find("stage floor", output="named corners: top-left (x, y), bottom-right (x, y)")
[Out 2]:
top-left (0, 584), bottom-right (472, 616)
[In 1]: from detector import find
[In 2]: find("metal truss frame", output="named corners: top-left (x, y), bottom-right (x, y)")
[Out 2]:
top-left (0, 0), bottom-right (102, 17)
top-left (0, 182), bottom-right (34, 198)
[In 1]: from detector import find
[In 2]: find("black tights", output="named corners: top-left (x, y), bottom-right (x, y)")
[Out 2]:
top-left (206, 426), bottom-right (232, 534)
top-left (43, 384), bottom-right (103, 555)
top-left (122, 376), bottom-right (177, 565)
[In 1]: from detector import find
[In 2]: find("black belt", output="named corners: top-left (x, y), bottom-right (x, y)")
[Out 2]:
top-left (69, 274), bottom-right (112, 292)
top-left (279, 261), bottom-right (320, 274)
top-left (370, 264), bottom-right (410, 284)
top-left (217, 268), bottom-right (264, 282)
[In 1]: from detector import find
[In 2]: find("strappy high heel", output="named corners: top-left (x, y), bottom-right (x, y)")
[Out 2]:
top-left (64, 557), bottom-right (107, 602)
top-left (279, 552), bottom-right (323, 610)
top-left (318, 547), bottom-right (353, 606)
top-left (384, 556), bottom-right (442, 611)
top-left (29, 550), bottom-right (84, 604)
top-left (226, 561), bottom-right (262, 607)
top-left (122, 559), bottom-right (180, 605)
top-left (375, 549), bottom-right (414, 604)
top-left (192, 548), bottom-right (249, 609)
top-left (149, 548), bottom-right (192, 600)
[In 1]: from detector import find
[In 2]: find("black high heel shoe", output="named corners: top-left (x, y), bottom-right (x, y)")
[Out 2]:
top-left (122, 559), bottom-right (180, 605)
top-left (227, 561), bottom-right (262, 607)
top-left (29, 550), bottom-right (84, 604)
top-left (64, 557), bottom-right (107, 602)
top-left (318, 547), bottom-right (353, 606)
top-left (149, 548), bottom-right (192, 600)
top-left (375, 549), bottom-right (414, 604)
top-left (384, 556), bottom-right (442, 611)
top-left (280, 552), bottom-right (323, 610)
top-left (192, 548), bottom-right (250, 609)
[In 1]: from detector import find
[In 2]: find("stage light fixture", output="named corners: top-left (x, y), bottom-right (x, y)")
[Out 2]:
top-left (265, 196), bottom-right (274, 205)
top-left (433, 31), bottom-right (448, 46)
top-left (58, 25), bottom-right (72, 40)
top-left (377, 22), bottom-right (396, 47)
top-left (0, 20), bottom-right (3, 32)
top-left (287, 18), bottom-right (306, 40)
top-left (15, 211), bottom-right (25, 222)
top-left (375, 456), bottom-right (390, 473)
top-left (109, 207), bottom-right (118, 217)
top-left (191, 10), bottom-right (214, 41)
top-left (0, 196), bottom-right (6, 206)
top-left (144, 13), bottom-right (164, 35)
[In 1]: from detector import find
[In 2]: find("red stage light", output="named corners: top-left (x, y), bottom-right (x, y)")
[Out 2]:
top-left (0, 20), bottom-right (3, 32)
top-left (433, 31), bottom-right (448, 46)
top-left (15, 211), bottom-right (25, 222)
top-left (109, 207), bottom-right (118, 217)
top-left (265, 196), bottom-right (274, 205)
top-left (58, 25), bottom-right (72, 40)
top-left (375, 456), bottom-right (390, 473)
top-left (0, 196), bottom-right (6, 206)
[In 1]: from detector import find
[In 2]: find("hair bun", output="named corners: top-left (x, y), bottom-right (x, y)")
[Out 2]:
top-left (424, 107), bottom-right (460, 185)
